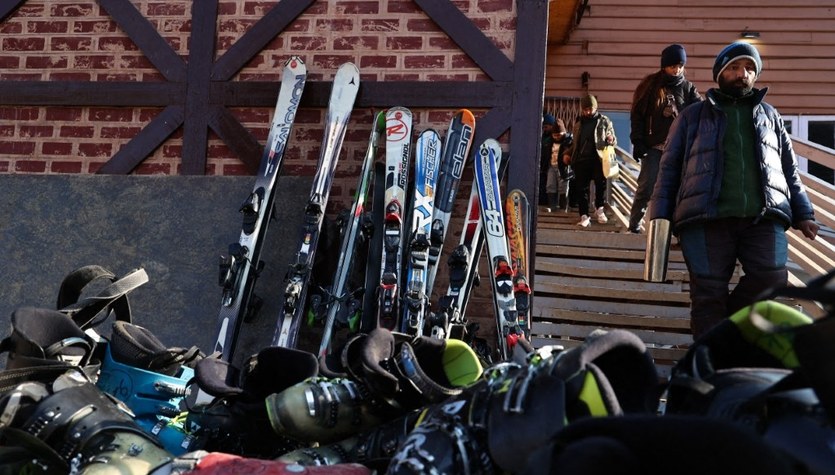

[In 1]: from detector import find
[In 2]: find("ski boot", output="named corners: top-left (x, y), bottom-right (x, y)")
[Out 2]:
top-left (185, 345), bottom-right (319, 458)
top-left (277, 409), bottom-right (424, 473)
top-left (0, 370), bottom-right (172, 474)
top-left (387, 329), bottom-right (661, 474)
top-left (97, 321), bottom-right (203, 455)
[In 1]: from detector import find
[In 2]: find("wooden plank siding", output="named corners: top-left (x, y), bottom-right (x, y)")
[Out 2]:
top-left (545, 0), bottom-right (835, 114)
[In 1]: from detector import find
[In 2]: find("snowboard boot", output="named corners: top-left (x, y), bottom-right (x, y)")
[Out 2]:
top-left (185, 345), bottom-right (319, 458)
top-left (168, 450), bottom-right (372, 475)
top-left (0, 307), bottom-right (99, 391)
top-left (0, 370), bottom-right (171, 474)
top-left (97, 321), bottom-right (203, 455)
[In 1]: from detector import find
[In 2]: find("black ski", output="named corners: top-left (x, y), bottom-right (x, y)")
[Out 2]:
top-left (211, 56), bottom-right (306, 363)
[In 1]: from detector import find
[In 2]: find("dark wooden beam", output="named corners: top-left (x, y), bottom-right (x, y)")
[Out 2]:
top-left (0, 0), bottom-right (25, 23)
top-left (96, 105), bottom-right (184, 174)
top-left (0, 81), bottom-right (184, 106)
top-left (209, 81), bottom-right (514, 108)
top-left (208, 105), bottom-right (263, 173)
top-left (211, 0), bottom-right (314, 81)
top-left (414, 0), bottom-right (514, 82)
top-left (97, 0), bottom-right (187, 82)
top-left (507, 0), bottom-right (549, 291)
top-left (180, 0), bottom-right (218, 175)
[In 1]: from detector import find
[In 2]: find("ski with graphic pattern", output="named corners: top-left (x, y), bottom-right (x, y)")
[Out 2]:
top-left (212, 56), bottom-right (306, 362)
top-left (505, 188), bottom-right (532, 341)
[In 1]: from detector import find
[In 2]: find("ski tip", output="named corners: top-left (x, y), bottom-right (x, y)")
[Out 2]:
top-left (286, 55), bottom-right (305, 69)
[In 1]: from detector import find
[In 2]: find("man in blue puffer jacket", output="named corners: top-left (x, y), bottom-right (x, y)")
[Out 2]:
top-left (648, 41), bottom-right (819, 338)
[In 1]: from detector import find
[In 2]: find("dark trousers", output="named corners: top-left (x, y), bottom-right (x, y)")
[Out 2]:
top-left (678, 218), bottom-right (788, 339)
top-left (573, 158), bottom-right (606, 217)
top-left (628, 148), bottom-right (661, 230)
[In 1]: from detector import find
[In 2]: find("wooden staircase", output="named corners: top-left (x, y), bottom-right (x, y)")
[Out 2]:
top-left (531, 207), bottom-right (695, 377)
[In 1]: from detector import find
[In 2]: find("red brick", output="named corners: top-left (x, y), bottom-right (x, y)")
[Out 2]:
top-left (15, 160), bottom-right (46, 172)
top-left (79, 143), bottom-right (112, 157)
top-left (387, 1), bottom-right (420, 14)
top-left (73, 21), bottom-right (117, 34)
top-left (0, 22), bottom-right (22, 34)
top-left (2, 37), bottom-right (45, 51)
top-left (49, 72), bottom-right (91, 81)
top-left (285, 19), bottom-right (310, 32)
top-left (0, 141), bottom-right (35, 155)
top-left (0, 125), bottom-right (13, 137)
top-left (52, 37), bottom-right (93, 51)
top-left (28, 21), bottom-right (69, 33)
top-left (222, 163), bottom-right (251, 176)
top-left (0, 161), bottom-right (8, 173)
top-left (452, 54), bottom-right (477, 69)
top-left (404, 55), bottom-right (445, 69)
top-left (478, 0), bottom-right (513, 13)
top-left (386, 36), bottom-right (422, 50)
top-left (45, 108), bottom-right (83, 121)
top-left (50, 161), bottom-right (83, 173)
top-left (42, 142), bottom-right (73, 155)
top-left (0, 73), bottom-right (41, 80)
top-left (333, 36), bottom-right (379, 51)
top-left (360, 55), bottom-right (396, 68)
top-left (316, 19), bottom-right (353, 32)
top-left (100, 37), bottom-right (139, 51)
top-left (147, 3), bottom-right (188, 16)
top-left (242, 1), bottom-right (277, 15)
top-left (19, 125), bottom-right (53, 138)
top-left (360, 19), bottom-right (399, 32)
top-left (134, 162), bottom-right (173, 175)
top-left (14, 4), bottom-right (46, 17)
top-left (89, 108), bottom-right (134, 122)
top-left (336, 1), bottom-right (379, 14)
top-left (290, 36), bottom-right (327, 51)
top-left (121, 55), bottom-right (156, 69)
top-left (384, 73), bottom-right (420, 80)
top-left (60, 126), bottom-right (95, 138)
top-left (97, 73), bottom-right (141, 81)
top-left (101, 126), bottom-right (141, 138)
top-left (50, 3), bottom-right (95, 17)
top-left (0, 107), bottom-right (39, 120)
top-left (427, 73), bottom-right (470, 81)
top-left (406, 19), bottom-right (440, 32)
top-left (217, 2), bottom-right (239, 15)
top-left (162, 19), bottom-right (190, 33)
top-left (218, 19), bottom-right (256, 33)
top-left (25, 56), bottom-right (69, 69)
top-left (311, 55), bottom-right (355, 71)
top-left (162, 145), bottom-right (182, 158)
top-left (87, 161), bottom-right (105, 173)
top-left (428, 36), bottom-right (456, 50)
top-left (0, 56), bottom-right (20, 68)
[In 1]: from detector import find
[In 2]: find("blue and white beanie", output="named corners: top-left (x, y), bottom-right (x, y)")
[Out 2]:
top-left (713, 42), bottom-right (762, 82)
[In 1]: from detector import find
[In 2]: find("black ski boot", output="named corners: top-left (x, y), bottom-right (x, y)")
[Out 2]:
top-left (185, 345), bottom-right (319, 458)
top-left (0, 370), bottom-right (172, 474)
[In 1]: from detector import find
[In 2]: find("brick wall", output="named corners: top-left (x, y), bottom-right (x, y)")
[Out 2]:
top-left (0, 0), bottom-right (518, 352)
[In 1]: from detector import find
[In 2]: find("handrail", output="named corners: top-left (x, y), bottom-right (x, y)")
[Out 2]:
top-left (608, 141), bottom-right (835, 288)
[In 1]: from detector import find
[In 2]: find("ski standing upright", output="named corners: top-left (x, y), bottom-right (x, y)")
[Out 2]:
top-left (505, 189), bottom-right (532, 341)
top-left (273, 62), bottom-right (360, 349)
top-left (401, 129), bottom-right (441, 335)
top-left (377, 107), bottom-right (413, 330)
top-left (211, 56), bottom-right (306, 363)
top-left (317, 111), bottom-right (386, 359)
top-left (474, 139), bottom-right (520, 361)
top-left (424, 109), bottom-right (476, 299)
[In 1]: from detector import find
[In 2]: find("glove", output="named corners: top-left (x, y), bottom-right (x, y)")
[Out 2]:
top-left (632, 144), bottom-right (647, 163)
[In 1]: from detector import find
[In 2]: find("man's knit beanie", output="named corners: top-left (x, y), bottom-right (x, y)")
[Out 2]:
top-left (580, 94), bottom-right (597, 109)
top-left (660, 44), bottom-right (687, 68)
top-left (543, 113), bottom-right (556, 126)
top-left (713, 41), bottom-right (762, 82)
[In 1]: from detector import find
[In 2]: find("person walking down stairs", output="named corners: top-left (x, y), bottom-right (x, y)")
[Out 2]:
top-left (564, 94), bottom-right (617, 227)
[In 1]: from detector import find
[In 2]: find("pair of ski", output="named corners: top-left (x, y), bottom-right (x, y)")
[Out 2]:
top-left (376, 109), bottom-right (477, 338)
top-left (209, 57), bottom-right (360, 364)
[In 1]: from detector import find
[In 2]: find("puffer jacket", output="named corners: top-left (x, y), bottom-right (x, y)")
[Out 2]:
top-left (649, 87), bottom-right (815, 233)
